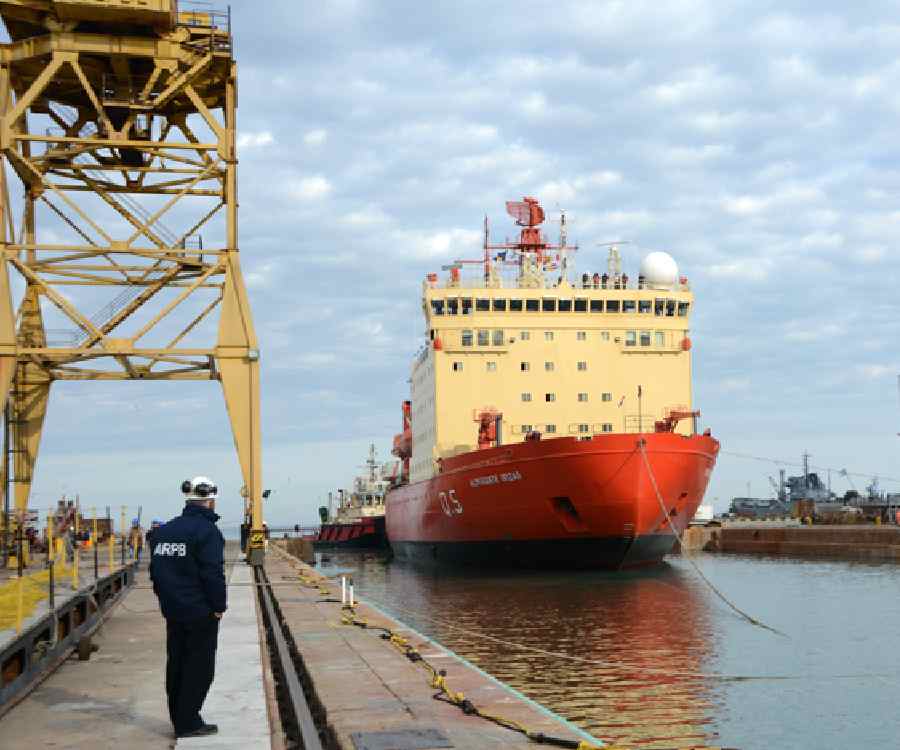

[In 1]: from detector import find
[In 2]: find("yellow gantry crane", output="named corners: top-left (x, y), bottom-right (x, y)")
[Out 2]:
top-left (0, 0), bottom-right (265, 562)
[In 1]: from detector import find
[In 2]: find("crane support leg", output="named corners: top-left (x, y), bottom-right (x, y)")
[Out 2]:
top-left (218, 267), bottom-right (262, 563)
top-left (12, 285), bottom-right (49, 515)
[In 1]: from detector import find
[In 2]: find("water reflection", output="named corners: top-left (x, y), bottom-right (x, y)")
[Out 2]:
top-left (318, 552), bottom-right (720, 749)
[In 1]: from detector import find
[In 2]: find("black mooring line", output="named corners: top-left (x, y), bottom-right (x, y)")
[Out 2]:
top-left (255, 565), bottom-right (324, 750)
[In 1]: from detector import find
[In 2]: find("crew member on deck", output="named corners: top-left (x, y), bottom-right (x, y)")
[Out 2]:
top-left (149, 476), bottom-right (226, 739)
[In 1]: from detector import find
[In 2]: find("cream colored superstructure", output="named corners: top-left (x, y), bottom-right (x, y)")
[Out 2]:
top-left (409, 267), bottom-right (694, 483)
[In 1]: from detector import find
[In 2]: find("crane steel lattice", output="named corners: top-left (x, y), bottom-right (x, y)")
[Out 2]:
top-left (0, 0), bottom-right (266, 562)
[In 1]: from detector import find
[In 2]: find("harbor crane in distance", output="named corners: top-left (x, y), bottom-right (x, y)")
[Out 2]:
top-left (0, 0), bottom-right (266, 562)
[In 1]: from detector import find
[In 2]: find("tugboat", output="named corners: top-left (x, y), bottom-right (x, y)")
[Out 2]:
top-left (314, 444), bottom-right (393, 549)
top-left (385, 197), bottom-right (719, 569)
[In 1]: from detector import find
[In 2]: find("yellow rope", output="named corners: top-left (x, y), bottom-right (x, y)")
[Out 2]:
top-left (638, 440), bottom-right (788, 638)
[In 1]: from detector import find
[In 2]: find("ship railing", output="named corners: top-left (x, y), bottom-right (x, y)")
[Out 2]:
top-left (429, 272), bottom-right (690, 293)
top-left (267, 525), bottom-right (321, 537)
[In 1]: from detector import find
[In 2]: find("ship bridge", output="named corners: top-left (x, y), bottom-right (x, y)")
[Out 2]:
top-left (408, 200), bottom-right (696, 483)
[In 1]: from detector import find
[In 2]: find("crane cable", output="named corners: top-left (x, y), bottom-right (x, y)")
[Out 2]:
top-left (638, 440), bottom-right (788, 638)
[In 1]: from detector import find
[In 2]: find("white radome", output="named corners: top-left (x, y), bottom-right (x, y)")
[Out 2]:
top-left (639, 251), bottom-right (679, 290)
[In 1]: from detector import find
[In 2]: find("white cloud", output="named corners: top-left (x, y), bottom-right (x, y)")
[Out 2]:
top-left (391, 228), bottom-right (482, 261)
top-left (783, 321), bottom-right (845, 343)
top-left (706, 257), bottom-right (773, 282)
top-left (719, 377), bottom-right (751, 392)
top-left (303, 129), bottom-right (328, 147)
top-left (721, 195), bottom-right (768, 216)
top-left (245, 262), bottom-right (276, 288)
top-left (857, 364), bottom-right (894, 380)
top-left (237, 131), bottom-right (274, 148)
top-left (288, 175), bottom-right (333, 199)
top-left (856, 246), bottom-right (886, 263)
top-left (520, 92), bottom-right (548, 116)
top-left (341, 206), bottom-right (390, 227)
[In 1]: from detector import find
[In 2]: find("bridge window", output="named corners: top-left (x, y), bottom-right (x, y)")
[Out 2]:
top-left (575, 298), bottom-right (588, 312)
top-left (625, 331), bottom-right (636, 347)
top-left (545, 393), bottom-right (556, 402)
top-left (521, 424), bottom-right (532, 433)
top-left (576, 331), bottom-right (587, 341)
top-left (623, 300), bottom-right (636, 313)
top-left (521, 393), bottom-right (532, 402)
top-left (492, 329), bottom-right (504, 346)
top-left (639, 299), bottom-right (651, 314)
top-left (678, 302), bottom-right (689, 316)
top-left (526, 299), bottom-right (539, 312)
top-left (447, 299), bottom-right (459, 315)
top-left (452, 361), bottom-right (463, 372)
top-left (545, 331), bottom-right (554, 341)
top-left (521, 361), bottom-right (530, 371)
top-left (545, 361), bottom-right (555, 372)
top-left (477, 329), bottom-right (490, 346)
top-left (558, 299), bottom-right (572, 312)
top-left (666, 299), bottom-right (676, 317)
top-left (461, 329), bottom-right (473, 346)
top-left (520, 331), bottom-right (530, 340)
top-left (542, 298), bottom-right (556, 312)
top-left (486, 361), bottom-right (497, 372)
top-left (431, 299), bottom-right (445, 315)
top-left (510, 299), bottom-right (523, 312)
top-left (601, 423), bottom-right (613, 433)
top-left (655, 331), bottom-right (665, 347)
top-left (461, 298), bottom-right (473, 315)
top-left (607, 300), bottom-right (620, 313)
top-left (590, 299), bottom-right (603, 313)
top-left (602, 392), bottom-right (612, 402)
top-left (578, 423), bottom-right (590, 433)
top-left (654, 298), bottom-right (665, 316)
top-left (640, 331), bottom-right (651, 346)
top-left (578, 392), bottom-right (589, 402)
top-left (493, 299), bottom-right (507, 312)
top-left (545, 424), bottom-right (557, 433)
top-left (476, 298), bottom-right (490, 312)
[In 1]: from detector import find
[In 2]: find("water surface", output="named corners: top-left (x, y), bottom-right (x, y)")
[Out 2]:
top-left (316, 550), bottom-right (900, 749)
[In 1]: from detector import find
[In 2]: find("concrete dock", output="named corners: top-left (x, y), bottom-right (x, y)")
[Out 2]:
top-left (267, 544), bottom-right (602, 749)
top-left (679, 522), bottom-right (900, 560)
top-left (1, 542), bottom-right (604, 749)
top-left (0, 548), bottom-right (273, 749)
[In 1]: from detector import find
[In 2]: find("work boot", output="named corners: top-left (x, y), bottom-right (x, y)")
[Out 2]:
top-left (177, 724), bottom-right (218, 738)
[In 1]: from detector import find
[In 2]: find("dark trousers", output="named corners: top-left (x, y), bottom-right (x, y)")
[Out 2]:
top-left (165, 616), bottom-right (220, 734)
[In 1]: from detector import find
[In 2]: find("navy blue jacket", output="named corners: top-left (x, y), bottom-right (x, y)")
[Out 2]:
top-left (149, 504), bottom-right (226, 622)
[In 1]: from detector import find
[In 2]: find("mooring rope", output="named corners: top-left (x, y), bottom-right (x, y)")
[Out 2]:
top-left (638, 440), bottom-right (788, 638)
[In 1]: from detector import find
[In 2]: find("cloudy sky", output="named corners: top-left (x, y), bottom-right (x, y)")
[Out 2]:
top-left (11, 1), bottom-right (900, 527)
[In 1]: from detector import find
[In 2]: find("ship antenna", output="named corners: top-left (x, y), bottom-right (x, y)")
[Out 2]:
top-left (483, 214), bottom-right (490, 284)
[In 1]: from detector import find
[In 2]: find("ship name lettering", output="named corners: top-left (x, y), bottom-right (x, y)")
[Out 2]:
top-left (500, 471), bottom-right (522, 482)
top-left (470, 474), bottom-right (499, 488)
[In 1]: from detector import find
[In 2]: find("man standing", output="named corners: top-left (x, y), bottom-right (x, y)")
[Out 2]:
top-left (149, 476), bottom-right (226, 739)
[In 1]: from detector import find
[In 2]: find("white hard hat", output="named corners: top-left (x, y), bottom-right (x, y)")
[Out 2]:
top-left (181, 475), bottom-right (218, 500)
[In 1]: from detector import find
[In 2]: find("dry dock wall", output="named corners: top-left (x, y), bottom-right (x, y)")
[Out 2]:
top-left (678, 525), bottom-right (900, 561)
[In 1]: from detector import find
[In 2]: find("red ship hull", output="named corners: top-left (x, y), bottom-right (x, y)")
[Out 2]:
top-left (314, 516), bottom-right (387, 549)
top-left (385, 432), bottom-right (719, 569)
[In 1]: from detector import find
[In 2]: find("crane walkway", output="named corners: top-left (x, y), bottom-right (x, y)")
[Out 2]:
top-left (1, 543), bottom-right (273, 749)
